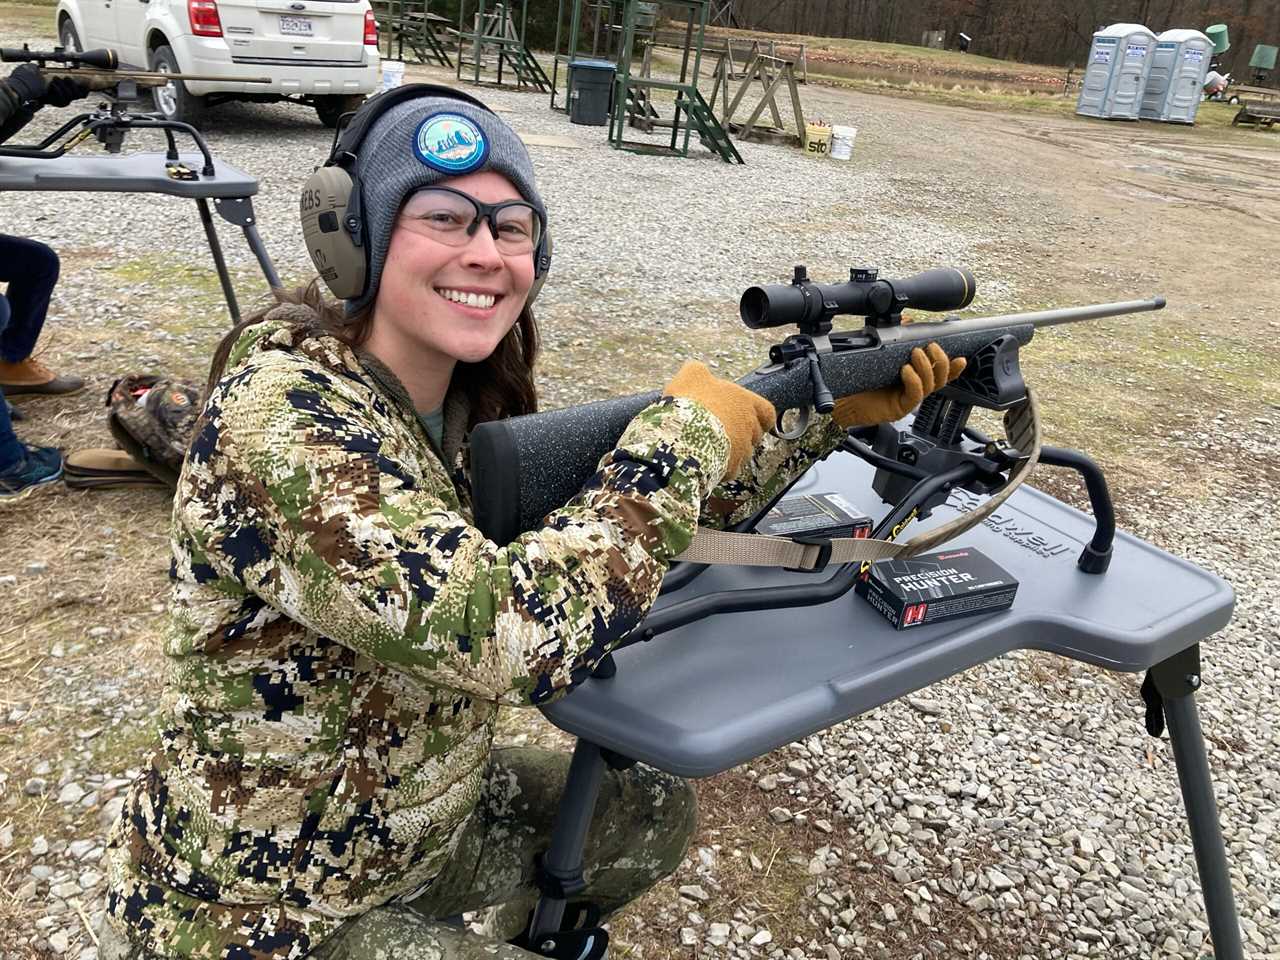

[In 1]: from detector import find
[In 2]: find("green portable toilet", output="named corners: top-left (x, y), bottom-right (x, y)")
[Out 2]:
top-left (1205, 23), bottom-right (1230, 55)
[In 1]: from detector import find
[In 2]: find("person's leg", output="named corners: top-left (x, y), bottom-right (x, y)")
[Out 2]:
top-left (408, 746), bottom-right (698, 940)
top-left (0, 235), bottom-right (58, 362)
top-left (0, 297), bottom-right (21, 471)
top-left (0, 385), bottom-right (22, 471)
top-left (0, 297), bottom-right (64, 497)
top-left (313, 905), bottom-right (540, 960)
top-left (0, 235), bottom-right (83, 396)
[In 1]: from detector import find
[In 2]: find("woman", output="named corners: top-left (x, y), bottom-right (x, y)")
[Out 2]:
top-left (101, 86), bottom-right (963, 960)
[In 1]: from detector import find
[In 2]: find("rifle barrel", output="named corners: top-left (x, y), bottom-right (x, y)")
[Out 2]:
top-left (880, 297), bottom-right (1167, 343)
top-left (40, 66), bottom-right (272, 83)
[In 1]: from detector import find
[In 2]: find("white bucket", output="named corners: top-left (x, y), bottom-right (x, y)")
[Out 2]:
top-left (381, 60), bottom-right (406, 92)
top-left (830, 125), bottom-right (857, 161)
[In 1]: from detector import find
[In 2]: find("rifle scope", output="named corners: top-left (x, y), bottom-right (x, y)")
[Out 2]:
top-left (0, 46), bottom-right (119, 70)
top-left (740, 266), bottom-right (977, 330)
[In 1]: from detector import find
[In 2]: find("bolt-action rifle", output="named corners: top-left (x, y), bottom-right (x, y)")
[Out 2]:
top-left (0, 45), bottom-right (268, 163)
top-left (469, 266), bottom-right (1165, 564)
top-left (0, 45), bottom-right (269, 95)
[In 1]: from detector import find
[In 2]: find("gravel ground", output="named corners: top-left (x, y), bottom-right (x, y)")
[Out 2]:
top-left (1, 29), bottom-right (1278, 960)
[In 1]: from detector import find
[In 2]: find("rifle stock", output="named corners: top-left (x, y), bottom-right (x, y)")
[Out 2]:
top-left (470, 297), bottom-right (1165, 545)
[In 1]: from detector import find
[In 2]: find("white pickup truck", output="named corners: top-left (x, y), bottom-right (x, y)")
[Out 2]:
top-left (54, 0), bottom-right (380, 126)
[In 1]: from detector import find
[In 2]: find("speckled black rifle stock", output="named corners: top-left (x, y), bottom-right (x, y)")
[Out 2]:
top-left (471, 296), bottom-right (1165, 545)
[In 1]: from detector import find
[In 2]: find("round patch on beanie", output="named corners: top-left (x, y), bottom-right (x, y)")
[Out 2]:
top-left (413, 112), bottom-right (489, 174)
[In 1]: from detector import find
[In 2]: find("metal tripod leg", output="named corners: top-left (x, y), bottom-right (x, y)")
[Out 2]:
top-left (527, 739), bottom-right (606, 944)
top-left (213, 197), bottom-right (282, 291)
top-left (196, 197), bottom-right (241, 324)
top-left (1145, 647), bottom-right (1245, 960)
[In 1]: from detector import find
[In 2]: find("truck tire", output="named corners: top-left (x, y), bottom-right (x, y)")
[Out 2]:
top-left (58, 17), bottom-right (82, 53)
top-left (148, 44), bottom-right (207, 128)
top-left (315, 94), bottom-right (366, 128)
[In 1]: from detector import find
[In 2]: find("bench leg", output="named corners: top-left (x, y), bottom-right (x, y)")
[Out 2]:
top-left (527, 739), bottom-right (606, 943)
top-left (1145, 649), bottom-right (1245, 960)
top-left (196, 198), bottom-right (241, 324)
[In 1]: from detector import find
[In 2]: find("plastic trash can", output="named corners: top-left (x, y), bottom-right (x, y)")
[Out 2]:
top-left (568, 59), bottom-right (615, 126)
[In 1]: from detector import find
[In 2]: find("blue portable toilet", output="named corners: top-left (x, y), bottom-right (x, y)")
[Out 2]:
top-left (1140, 29), bottom-right (1213, 123)
top-left (1077, 23), bottom-right (1158, 120)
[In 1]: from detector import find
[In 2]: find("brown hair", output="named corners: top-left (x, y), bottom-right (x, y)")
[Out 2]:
top-left (205, 278), bottom-right (540, 427)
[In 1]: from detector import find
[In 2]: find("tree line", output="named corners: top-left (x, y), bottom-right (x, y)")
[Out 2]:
top-left (731, 0), bottom-right (1280, 77)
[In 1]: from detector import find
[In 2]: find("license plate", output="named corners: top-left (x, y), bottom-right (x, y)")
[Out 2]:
top-left (279, 15), bottom-right (313, 36)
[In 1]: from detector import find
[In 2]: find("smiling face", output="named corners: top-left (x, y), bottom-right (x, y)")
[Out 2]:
top-left (364, 170), bottom-right (538, 409)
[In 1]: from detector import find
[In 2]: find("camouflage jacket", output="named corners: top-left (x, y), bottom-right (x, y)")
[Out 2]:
top-left (104, 306), bottom-right (844, 959)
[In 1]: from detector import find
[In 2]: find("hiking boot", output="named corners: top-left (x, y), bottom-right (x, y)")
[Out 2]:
top-left (0, 358), bottom-right (86, 396)
top-left (0, 445), bottom-right (64, 501)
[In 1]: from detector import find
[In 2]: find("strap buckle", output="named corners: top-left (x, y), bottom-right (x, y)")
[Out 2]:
top-left (787, 535), bottom-right (832, 573)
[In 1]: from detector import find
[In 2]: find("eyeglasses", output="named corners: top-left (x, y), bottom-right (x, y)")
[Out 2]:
top-left (399, 187), bottom-right (543, 255)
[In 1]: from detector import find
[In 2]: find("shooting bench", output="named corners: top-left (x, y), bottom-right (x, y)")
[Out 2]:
top-left (1231, 97), bottom-right (1280, 127)
top-left (1227, 82), bottom-right (1279, 103)
top-left (523, 452), bottom-right (1245, 958)
top-left (0, 150), bottom-right (279, 324)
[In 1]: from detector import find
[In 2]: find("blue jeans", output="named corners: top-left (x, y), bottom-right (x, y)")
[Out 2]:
top-left (0, 235), bottom-right (60, 469)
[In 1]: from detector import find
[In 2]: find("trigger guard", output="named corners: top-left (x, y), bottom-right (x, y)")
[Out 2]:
top-left (773, 406), bottom-right (810, 441)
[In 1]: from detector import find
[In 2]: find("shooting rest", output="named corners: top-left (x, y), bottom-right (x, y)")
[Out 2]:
top-left (0, 150), bottom-right (279, 323)
top-left (524, 451), bottom-right (1244, 958)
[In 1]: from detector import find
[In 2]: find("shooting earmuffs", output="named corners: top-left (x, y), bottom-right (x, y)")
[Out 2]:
top-left (300, 83), bottom-right (552, 308)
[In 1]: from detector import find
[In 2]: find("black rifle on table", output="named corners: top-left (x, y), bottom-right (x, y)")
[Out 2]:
top-left (0, 45), bottom-right (268, 162)
top-left (469, 265), bottom-right (1165, 574)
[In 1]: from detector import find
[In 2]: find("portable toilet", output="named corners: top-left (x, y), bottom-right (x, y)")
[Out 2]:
top-left (1077, 24), bottom-right (1158, 119)
top-left (1140, 29), bottom-right (1212, 123)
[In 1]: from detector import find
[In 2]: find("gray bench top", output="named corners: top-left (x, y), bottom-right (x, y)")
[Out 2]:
top-left (0, 151), bottom-right (259, 199)
top-left (542, 451), bottom-right (1234, 778)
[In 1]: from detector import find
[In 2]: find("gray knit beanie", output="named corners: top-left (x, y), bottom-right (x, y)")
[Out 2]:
top-left (348, 95), bottom-right (545, 314)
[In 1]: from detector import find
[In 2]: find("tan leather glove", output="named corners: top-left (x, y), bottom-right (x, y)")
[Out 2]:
top-left (832, 342), bottom-right (966, 428)
top-left (664, 361), bottom-right (775, 480)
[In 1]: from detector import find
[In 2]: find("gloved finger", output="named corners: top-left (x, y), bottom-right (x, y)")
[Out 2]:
top-left (947, 356), bottom-right (967, 382)
top-left (897, 360), bottom-right (925, 413)
top-left (907, 347), bottom-right (935, 398)
top-left (748, 391), bottom-right (775, 434)
top-left (664, 360), bottom-right (713, 394)
top-left (925, 342), bottom-right (950, 391)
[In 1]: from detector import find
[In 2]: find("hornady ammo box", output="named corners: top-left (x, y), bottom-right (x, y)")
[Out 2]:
top-left (756, 492), bottom-right (872, 541)
top-left (856, 548), bottom-right (1018, 630)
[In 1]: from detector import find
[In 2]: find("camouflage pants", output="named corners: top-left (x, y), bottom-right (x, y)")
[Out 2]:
top-left (99, 747), bottom-right (697, 960)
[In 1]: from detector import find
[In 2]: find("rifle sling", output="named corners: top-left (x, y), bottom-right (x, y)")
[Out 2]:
top-left (673, 388), bottom-right (1043, 571)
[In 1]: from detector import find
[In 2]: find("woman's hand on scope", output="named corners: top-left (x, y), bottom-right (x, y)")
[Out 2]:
top-left (664, 360), bottom-right (775, 481)
top-left (832, 342), bottom-right (966, 429)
